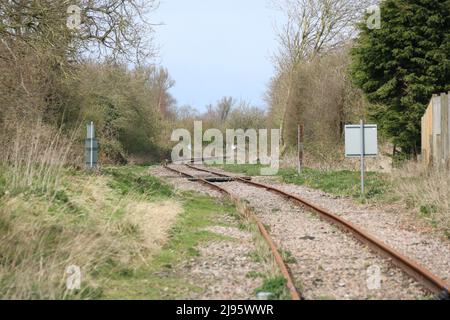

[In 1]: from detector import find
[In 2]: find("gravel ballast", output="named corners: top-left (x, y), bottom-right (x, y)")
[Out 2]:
top-left (254, 177), bottom-right (450, 285)
top-left (151, 165), bottom-right (270, 300)
top-left (152, 165), bottom-right (450, 299)
top-left (218, 181), bottom-right (427, 300)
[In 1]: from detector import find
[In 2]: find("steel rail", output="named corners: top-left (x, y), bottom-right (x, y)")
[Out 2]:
top-left (185, 164), bottom-right (450, 297)
top-left (163, 164), bottom-right (303, 301)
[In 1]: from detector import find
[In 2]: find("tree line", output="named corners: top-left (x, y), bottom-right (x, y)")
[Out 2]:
top-left (0, 0), bottom-right (270, 165)
top-left (268, 0), bottom-right (449, 162)
top-left (1, 0), bottom-right (448, 166)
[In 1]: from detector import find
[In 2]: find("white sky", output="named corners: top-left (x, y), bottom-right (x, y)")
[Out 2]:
top-left (152, 0), bottom-right (284, 111)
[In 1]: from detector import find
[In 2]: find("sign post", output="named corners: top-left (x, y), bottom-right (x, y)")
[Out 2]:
top-left (85, 122), bottom-right (98, 169)
top-left (345, 121), bottom-right (378, 198)
top-left (297, 124), bottom-right (304, 174)
top-left (360, 119), bottom-right (365, 196)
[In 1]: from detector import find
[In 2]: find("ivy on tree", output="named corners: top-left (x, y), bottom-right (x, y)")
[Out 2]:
top-left (351, 0), bottom-right (450, 155)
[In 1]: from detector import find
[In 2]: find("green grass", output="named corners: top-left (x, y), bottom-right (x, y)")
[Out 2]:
top-left (280, 249), bottom-right (297, 264)
top-left (247, 250), bottom-right (265, 263)
top-left (0, 164), bottom-right (285, 299)
top-left (246, 271), bottom-right (266, 279)
top-left (153, 193), bottom-right (236, 267)
top-left (101, 166), bottom-right (173, 200)
top-left (100, 190), bottom-right (239, 299)
top-left (281, 168), bottom-right (388, 200)
top-left (217, 163), bottom-right (268, 177)
top-left (419, 204), bottom-right (438, 218)
top-left (212, 164), bottom-right (390, 200)
top-left (255, 276), bottom-right (289, 300)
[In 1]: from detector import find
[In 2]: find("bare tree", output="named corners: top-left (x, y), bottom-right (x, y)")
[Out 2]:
top-left (216, 97), bottom-right (235, 123)
top-left (203, 96), bottom-right (236, 129)
top-left (275, 0), bottom-right (375, 63)
top-left (0, 0), bottom-right (159, 63)
top-left (145, 66), bottom-right (176, 117)
top-left (271, 0), bottom-right (376, 153)
top-left (228, 101), bottom-right (267, 130)
top-left (0, 0), bottom-right (159, 124)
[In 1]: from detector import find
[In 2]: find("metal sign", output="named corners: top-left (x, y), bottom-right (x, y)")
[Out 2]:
top-left (345, 124), bottom-right (378, 157)
top-left (345, 121), bottom-right (378, 198)
top-left (85, 122), bottom-right (99, 169)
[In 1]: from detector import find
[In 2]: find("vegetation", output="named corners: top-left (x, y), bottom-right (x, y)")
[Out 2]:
top-left (212, 162), bottom-right (450, 235)
top-left (100, 189), bottom-right (239, 300)
top-left (255, 276), bottom-right (289, 300)
top-left (101, 166), bottom-right (173, 199)
top-left (1, 162), bottom-right (280, 299)
top-left (393, 163), bottom-right (450, 236)
top-left (267, 0), bottom-right (373, 159)
top-left (213, 163), bottom-right (389, 200)
top-left (0, 0), bottom-right (175, 165)
top-left (351, 0), bottom-right (450, 155)
top-left (1, 0), bottom-right (449, 301)
top-left (0, 164), bottom-right (176, 299)
top-left (282, 169), bottom-right (388, 200)
top-left (63, 63), bottom-right (176, 163)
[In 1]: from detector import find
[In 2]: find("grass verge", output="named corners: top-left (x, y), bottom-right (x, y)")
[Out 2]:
top-left (99, 190), bottom-right (239, 299)
top-left (212, 164), bottom-right (390, 201)
top-left (212, 162), bottom-right (450, 237)
top-left (1, 164), bottom-right (293, 299)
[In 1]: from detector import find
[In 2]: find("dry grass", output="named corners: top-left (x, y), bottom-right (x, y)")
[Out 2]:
top-left (0, 120), bottom-right (81, 194)
top-left (0, 121), bottom-right (181, 299)
top-left (125, 201), bottom-right (182, 254)
top-left (0, 173), bottom-right (175, 299)
top-left (234, 200), bottom-right (285, 282)
top-left (0, 171), bottom-right (181, 299)
top-left (393, 161), bottom-right (450, 235)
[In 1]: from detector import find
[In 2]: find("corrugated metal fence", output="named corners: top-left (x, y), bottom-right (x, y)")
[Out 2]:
top-left (421, 92), bottom-right (450, 166)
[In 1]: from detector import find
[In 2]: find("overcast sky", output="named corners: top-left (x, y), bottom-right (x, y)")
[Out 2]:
top-left (152, 0), bottom-right (283, 111)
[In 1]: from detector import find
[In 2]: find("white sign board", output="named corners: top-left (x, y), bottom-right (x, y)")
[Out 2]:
top-left (345, 124), bottom-right (378, 157)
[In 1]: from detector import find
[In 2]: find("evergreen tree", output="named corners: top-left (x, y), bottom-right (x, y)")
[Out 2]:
top-left (351, 0), bottom-right (450, 155)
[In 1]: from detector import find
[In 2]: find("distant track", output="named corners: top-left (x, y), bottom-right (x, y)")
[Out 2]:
top-left (166, 163), bottom-right (449, 299)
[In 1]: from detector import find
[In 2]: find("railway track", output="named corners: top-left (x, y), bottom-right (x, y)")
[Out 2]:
top-left (164, 164), bottom-right (302, 300)
top-left (163, 163), bottom-right (449, 300)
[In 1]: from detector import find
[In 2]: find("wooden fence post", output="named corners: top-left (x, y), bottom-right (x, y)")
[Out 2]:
top-left (297, 124), bottom-right (304, 174)
top-left (441, 93), bottom-right (449, 165)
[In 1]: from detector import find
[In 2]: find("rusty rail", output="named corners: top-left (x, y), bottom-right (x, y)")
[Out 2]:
top-left (164, 164), bottom-right (302, 300)
top-left (185, 164), bottom-right (450, 297)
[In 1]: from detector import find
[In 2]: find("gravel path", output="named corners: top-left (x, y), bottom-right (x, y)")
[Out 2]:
top-left (193, 165), bottom-right (450, 292)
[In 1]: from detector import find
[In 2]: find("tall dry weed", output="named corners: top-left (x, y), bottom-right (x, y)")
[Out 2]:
top-left (0, 120), bottom-right (127, 299)
top-left (393, 161), bottom-right (450, 235)
top-left (0, 120), bottom-right (81, 193)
